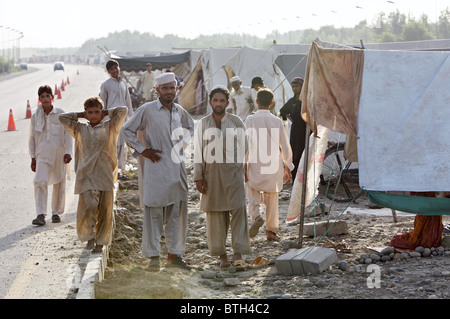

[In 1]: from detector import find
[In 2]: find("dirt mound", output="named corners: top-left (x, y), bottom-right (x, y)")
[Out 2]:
top-left (95, 160), bottom-right (450, 300)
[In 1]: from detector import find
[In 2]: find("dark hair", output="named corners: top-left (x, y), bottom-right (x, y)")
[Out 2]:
top-left (256, 88), bottom-right (274, 107)
top-left (209, 86), bottom-right (230, 101)
top-left (38, 85), bottom-right (53, 97)
top-left (251, 77), bottom-right (264, 88)
top-left (106, 59), bottom-right (119, 71)
top-left (84, 96), bottom-right (104, 110)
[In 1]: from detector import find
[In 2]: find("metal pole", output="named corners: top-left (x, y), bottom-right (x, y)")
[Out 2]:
top-left (297, 124), bottom-right (311, 248)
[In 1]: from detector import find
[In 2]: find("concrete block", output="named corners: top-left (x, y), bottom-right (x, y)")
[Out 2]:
top-left (275, 246), bottom-right (338, 275)
top-left (298, 220), bottom-right (348, 237)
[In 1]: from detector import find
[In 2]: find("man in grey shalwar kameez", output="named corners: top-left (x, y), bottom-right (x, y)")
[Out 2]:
top-left (121, 73), bottom-right (194, 271)
top-left (194, 85), bottom-right (251, 269)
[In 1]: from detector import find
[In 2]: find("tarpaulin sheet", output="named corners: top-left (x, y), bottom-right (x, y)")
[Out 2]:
top-left (301, 41), bottom-right (364, 137)
top-left (358, 50), bottom-right (450, 191)
top-left (366, 191), bottom-right (450, 216)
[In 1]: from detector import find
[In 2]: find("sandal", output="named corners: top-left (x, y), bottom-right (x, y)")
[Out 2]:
top-left (146, 257), bottom-right (160, 272)
top-left (249, 216), bottom-right (264, 238)
top-left (52, 214), bottom-right (61, 223)
top-left (233, 259), bottom-right (248, 270)
top-left (32, 214), bottom-right (46, 226)
top-left (166, 256), bottom-right (192, 270)
top-left (250, 256), bottom-right (270, 268)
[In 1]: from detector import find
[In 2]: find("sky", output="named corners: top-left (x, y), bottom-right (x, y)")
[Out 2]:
top-left (0, 0), bottom-right (449, 48)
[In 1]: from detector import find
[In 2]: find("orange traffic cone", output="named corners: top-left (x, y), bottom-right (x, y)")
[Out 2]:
top-left (26, 100), bottom-right (32, 119)
top-left (54, 84), bottom-right (59, 95)
top-left (7, 109), bottom-right (16, 131)
top-left (67, 76), bottom-right (70, 85)
top-left (57, 89), bottom-right (62, 99)
top-left (61, 82), bottom-right (65, 91)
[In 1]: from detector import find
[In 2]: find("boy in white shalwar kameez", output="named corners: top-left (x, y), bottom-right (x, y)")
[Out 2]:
top-left (29, 85), bottom-right (73, 226)
top-left (244, 88), bottom-right (294, 240)
top-left (59, 97), bottom-right (127, 254)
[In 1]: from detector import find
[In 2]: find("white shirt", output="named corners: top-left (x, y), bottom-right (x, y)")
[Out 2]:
top-left (121, 99), bottom-right (195, 208)
top-left (29, 106), bottom-right (73, 184)
top-left (99, 77), bottom-right (133, 116)
top-left (230, 85), bottom-right (253, 121)
top-left (245, 110), bottom-right (294, 193)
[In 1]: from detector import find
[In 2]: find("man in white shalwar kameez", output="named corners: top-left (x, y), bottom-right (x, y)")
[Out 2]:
top-left (244, 88), bottom-right (294, 240)
top-left (29, 85), bottom-right (73, 226)
top-left (121, 73), bottom-right (194, 271)
top-left (229, 76), bottom-right (254, 121)
top-left (194, 85), bottom-right (251, 269)
top-left (99, 59), bottom-right (134, 173)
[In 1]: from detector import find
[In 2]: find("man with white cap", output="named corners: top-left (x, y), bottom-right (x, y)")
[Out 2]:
top-left (229, 76), bottom-right (254, 121)
top-left (121, 72), bottom-right (195, 271)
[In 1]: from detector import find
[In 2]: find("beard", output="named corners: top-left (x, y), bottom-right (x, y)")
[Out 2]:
top-left (212, 107), bottom-right (225, 115)
top-left (160, 94), bottom-right (175, 104)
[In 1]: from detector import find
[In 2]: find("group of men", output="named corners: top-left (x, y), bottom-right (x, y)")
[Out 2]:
top-left (29, 59), bottom-right (307, 271)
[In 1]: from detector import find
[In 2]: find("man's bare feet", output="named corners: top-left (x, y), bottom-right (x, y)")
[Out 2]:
top-left (220, 254), bottom-right (231, 269)
top-left (86, 239), bottom-right (95, 250)
top-left (91, 244), bottom-right (103, 254)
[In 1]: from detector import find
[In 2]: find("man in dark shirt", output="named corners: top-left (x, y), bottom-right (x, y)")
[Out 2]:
top-left (279, 77), bottom-right (307, 182)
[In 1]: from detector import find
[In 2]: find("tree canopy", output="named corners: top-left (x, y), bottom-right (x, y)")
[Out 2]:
top-left (75, 8), bottom-right (450, 55)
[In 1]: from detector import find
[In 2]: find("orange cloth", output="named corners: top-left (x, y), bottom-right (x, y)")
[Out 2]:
top-left (390, 192), bottom-right (443, 249)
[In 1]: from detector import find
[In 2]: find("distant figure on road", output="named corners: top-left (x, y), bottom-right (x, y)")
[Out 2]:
top-left (99, 59), bottom-right (134, 178)
top-left (59, 97), bottom-right (128, 254)
top-left (29, 85), bottom-right (73, 226)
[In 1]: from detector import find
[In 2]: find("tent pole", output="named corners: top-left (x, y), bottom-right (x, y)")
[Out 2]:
top-left (298, 124), bottom-right (311, 248)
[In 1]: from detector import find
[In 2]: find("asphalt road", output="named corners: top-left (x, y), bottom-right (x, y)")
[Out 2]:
top-left (0, 63), bottom-right (108, 298)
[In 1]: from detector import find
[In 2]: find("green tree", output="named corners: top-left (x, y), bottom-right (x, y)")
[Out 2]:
top-left (438, 7), bottom-right (450, 38)
top-left (402, 21), bottom-right (435, 41)
top-left (379, 31), bottom-right (397, 42)
top-left (388, 10), bottom-right (407, 39)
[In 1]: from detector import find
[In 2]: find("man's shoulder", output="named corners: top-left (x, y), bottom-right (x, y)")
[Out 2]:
top-left (250, 110), bottom-right (282, 122)
top-left (198, 113), bottom-right (213, 123)
top-left (227, 113), bottom-right (245, 127)
top-left (102, 77), bottom-right (114, 84)
top-left (141, 100), bottom-right (160, 109)
top-left (52, 107), bottom-right (66, 115)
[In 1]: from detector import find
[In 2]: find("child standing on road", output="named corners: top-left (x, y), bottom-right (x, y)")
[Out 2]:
top-left (59, 97), bottom-right (127, 253)
top-left (244, 88), bottom-right (294, 240)
top-left (29, 85), bottom-right (73, 226)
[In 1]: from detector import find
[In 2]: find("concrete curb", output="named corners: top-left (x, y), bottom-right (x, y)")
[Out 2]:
top-left (76, 246), bottom-right (109, 299)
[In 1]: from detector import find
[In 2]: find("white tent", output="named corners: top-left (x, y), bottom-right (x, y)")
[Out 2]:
top-left (179, 45), bottom-right (294, 114)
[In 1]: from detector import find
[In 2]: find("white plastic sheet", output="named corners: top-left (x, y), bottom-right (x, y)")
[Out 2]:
top-left (358, 50), bottom-right (450, 191)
